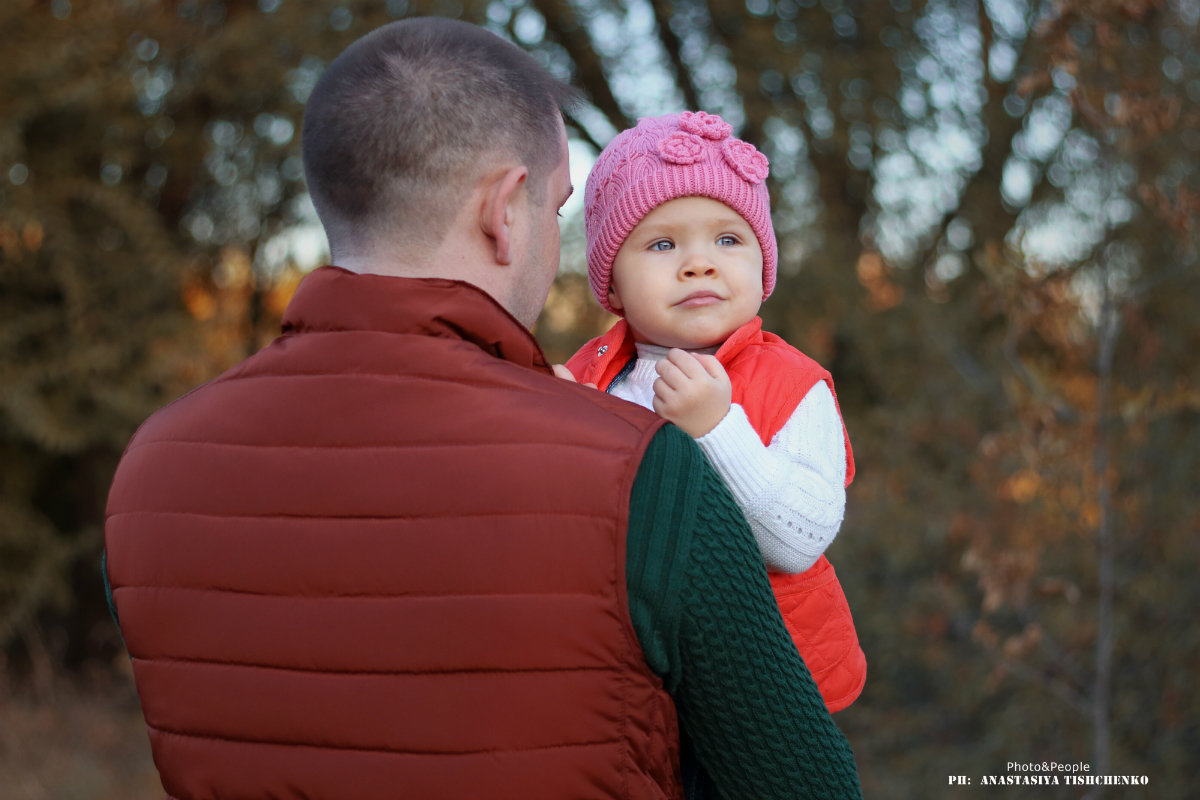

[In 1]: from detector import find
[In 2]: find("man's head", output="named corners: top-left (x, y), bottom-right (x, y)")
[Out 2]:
top-left (302, 18), bottom-right (576, 279)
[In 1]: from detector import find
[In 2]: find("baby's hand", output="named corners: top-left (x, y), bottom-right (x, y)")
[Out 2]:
top-left (653, 349), bottom-right (732, 437)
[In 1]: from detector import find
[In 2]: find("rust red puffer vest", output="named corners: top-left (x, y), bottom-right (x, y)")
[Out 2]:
top-left (567, 317), bottom-right (866, 713)
top-left (105, 267), bottom-right (680, 800)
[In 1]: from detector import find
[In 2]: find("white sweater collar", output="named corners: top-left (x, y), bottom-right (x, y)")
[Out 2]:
top-left (632, 342), bottom-right (720, 362)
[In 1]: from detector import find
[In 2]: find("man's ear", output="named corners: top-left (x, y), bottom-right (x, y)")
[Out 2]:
top-left (479, 166), bottom-right (529, 266)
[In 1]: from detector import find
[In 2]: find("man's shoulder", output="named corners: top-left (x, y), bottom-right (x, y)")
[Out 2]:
top-left (516, 366), bottom-right (666, 445)
top-left (122, 342), bottom-right (282, 449)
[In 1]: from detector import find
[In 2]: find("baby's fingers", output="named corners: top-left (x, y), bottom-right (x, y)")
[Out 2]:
top-left (654, 357), bottom-right (687, 390)
top-left (694, 354), bottom-right (730, 382)
top-left (663, 348), bottom-right (708, 379)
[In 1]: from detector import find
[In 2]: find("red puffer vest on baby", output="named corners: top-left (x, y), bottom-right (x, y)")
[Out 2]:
top-left (105, 267), bottom-right (682, 800)
top-left (566, 316), bottom-right (866, 713)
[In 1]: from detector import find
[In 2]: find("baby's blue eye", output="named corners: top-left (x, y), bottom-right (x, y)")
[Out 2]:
top-left (717, 234), bottom-right (739, 246)
top-left (650, 240), bottom-right (674, 251)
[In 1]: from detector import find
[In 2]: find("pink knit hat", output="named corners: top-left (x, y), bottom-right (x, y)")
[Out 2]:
top-left (584, 111), bottom-right (777, 314)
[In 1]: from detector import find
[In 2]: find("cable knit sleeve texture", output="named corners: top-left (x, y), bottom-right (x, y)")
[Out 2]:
top-left (695, 381), bottom-right (847, 573)
top-left (626, 425), bottom-right (862, 800)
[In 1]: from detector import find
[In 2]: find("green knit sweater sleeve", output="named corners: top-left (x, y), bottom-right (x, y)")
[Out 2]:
top-left (626, 425), bottom-right (863, 800)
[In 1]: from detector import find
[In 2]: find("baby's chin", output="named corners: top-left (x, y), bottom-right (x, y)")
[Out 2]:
top-left (631, 326), bottom-right (737, 351)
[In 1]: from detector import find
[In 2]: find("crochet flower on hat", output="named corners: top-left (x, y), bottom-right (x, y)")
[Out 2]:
top-left (722, 138), bottom-right (769, 184)
top-left (658, 132), bottom-right (706, 165)
top-left (678, 110), bottom-right (733, 141)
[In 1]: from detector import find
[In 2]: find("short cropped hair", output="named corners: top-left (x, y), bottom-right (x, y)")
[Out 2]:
top-left (302, 17), bottom-right (578, 257)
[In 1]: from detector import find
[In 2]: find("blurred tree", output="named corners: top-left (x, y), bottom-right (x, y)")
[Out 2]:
top-left (523, 1), bottom-right (1200, 794)
top-left (1, 0), bottom-right (196, 671)
top-left (0, 0), bottom-right (440, 670)
top-left (1, 0), bottom-right (1197, 796)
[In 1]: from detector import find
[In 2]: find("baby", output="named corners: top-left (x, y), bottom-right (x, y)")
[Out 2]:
top-left (564, 111), bottom-right (865, 713)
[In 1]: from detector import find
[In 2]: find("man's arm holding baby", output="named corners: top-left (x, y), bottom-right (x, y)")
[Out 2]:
top-left (626, 426), bottom-right (862, 799)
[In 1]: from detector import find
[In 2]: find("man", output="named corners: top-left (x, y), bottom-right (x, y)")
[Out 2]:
top-left (104, 17), bottom-right (862, 800)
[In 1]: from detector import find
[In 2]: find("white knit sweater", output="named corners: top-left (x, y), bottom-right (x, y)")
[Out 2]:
top-left (610, 343), bottom-right (847, 573)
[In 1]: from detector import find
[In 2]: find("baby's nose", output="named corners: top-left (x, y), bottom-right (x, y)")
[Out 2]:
top-left (681, 259), bottom-right (717, 278)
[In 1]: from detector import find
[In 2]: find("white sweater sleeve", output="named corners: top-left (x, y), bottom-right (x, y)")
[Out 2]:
top-left (694, 381), bottom-right (847, 574)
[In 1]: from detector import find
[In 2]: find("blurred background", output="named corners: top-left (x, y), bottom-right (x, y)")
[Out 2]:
top-left (1, 0), bottom-right (1197, 797)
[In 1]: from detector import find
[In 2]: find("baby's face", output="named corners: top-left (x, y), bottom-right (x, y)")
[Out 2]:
top-left (608, 196), bottom-right (763, 350)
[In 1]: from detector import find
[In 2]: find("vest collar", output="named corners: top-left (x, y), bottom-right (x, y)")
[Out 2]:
top-left (282, 266), bottom-right (552, 374)
top-left (713, 316), bottom-right (765, 363)
top-left (579, 316), bottom-right (766, 390)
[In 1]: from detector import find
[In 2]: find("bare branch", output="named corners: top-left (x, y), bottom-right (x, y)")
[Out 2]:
top-left (526, 0), bottom-right (631, 133)
top-left (911, 0), bottom-right (1059, 279)
top-left (647, 0), bottom-right (704, 112)
top-left (564, 116), bottom-right (605, 155)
